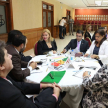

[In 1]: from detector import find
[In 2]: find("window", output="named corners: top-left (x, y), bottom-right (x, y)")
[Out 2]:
top-left (0, 0), bottom-right (13, 35)
top-left (0, 5), bottom-right (7, 34)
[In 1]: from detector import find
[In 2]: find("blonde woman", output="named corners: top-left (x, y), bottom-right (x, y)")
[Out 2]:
top-left (84, 25), bottom-right (92, 40)
top-left (37, 29), bottom-right (57, 55)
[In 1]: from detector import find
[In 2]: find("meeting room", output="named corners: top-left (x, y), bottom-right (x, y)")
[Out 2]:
top-left (0, 0), bottom-right (108, 108)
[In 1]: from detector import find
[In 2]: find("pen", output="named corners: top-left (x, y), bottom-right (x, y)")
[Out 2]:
top-left (46, 67), bottom-right (48, 72)
top-left (49, 73), bottom-right (54, 79)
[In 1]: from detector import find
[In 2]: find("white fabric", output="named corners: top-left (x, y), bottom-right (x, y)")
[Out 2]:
top-left (86, 40), bottom-right (108, 64)
top-left (28, 66), bottom-right (32, 72)
top-left (77, 40), bottom-right (81, 52)
top-left (59, 19), bottom-right (66, 26)
top-left (26, 54), bottom-right (101, 108)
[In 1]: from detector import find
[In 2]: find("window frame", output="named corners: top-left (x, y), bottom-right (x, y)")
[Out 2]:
top-left (0, 0), bottom-right (13, 35)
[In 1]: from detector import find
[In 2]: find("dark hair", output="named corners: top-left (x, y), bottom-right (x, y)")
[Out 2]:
top-left (7, 30), bottom-right (22, 45)
top-left (76, 30), bottom-right (83, 36)
top-left (0, 40), bottom-right (6, 65)
top-left (95, 29), bottom-right (106, 47)
top-left (12, 34), bottom-right (27, 47)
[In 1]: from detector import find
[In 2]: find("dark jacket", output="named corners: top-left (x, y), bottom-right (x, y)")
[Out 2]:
top-left (84, 31), bottom-right (91, 40)
top-left (5, 45), bottom-right (30, 81)
top-left (64, 39), bottom-right (89, 54)
top-left (19, 52), bottom-right (32, 62)
top-left (0, 76), bottom-right (57, 108)
top-left (37, 39), bottom-right (57, 55)
top-left (6, 43), bottom-right (32, 62)
top-left (91, 31), bottom-right (96, 42)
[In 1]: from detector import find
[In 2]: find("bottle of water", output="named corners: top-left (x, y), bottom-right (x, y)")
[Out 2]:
top-left (71, 49), bottom-right (75, 56)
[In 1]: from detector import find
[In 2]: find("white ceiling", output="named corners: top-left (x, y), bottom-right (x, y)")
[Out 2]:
top-left (57, 0), bottom-right (108, 9)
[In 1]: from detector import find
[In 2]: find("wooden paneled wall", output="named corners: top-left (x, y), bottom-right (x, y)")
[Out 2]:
top-left (0, 25), bottom-right (70, 51)
top-left (21, 27), bottom-right (43, 51)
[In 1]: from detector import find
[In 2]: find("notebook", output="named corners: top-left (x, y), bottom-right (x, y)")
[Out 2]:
top-left (41, 71), bottom-right (66, 83)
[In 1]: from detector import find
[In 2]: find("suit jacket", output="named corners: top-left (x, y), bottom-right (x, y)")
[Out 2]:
top-left (19, 52), bottom-right (32, 62)
top-left (0, 76), bottom-right (56, 108)
top-left (84, 31), bottom-right (91, 40)
top-left (86, 40), bottom-right (108, 64)
top-left (5, 45), bottom-right (30, 81)
top-left (37, 39), bottom-right (57, 55)
top-left (64, 39), bottom-right (89, 54)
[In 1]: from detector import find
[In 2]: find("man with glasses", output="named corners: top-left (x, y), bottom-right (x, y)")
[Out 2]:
top-left (62, 30), bottom-right (89, 54)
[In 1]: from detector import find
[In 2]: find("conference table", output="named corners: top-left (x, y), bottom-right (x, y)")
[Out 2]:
top-left (26, 54), bottom-right (101, 108)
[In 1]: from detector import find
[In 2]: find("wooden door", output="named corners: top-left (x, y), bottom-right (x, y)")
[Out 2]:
top-left (42, 2), bottom-right (54, 37)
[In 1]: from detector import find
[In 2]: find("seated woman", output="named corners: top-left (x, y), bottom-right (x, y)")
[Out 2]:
top-left (82, 65), bottom-right (108, 108)
top-left (84, 25), bottom-right (92, 41)
top-left (37, 29), bottom-right (57, 55)
top-left (84, 29), bottom-right (108, 66)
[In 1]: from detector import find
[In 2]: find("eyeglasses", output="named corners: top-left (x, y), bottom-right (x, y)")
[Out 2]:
top-left (95, 36), bottom-right (101, 38)
top-left (76, 36), bottom-right (82, 38)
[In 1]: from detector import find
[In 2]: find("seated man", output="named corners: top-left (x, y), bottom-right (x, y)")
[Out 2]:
top-left (0, 40), bottom-right (65, 108)
top-left (6, 32), bottom-right (37, 81)
top-left (62, 30), bottom-right (89, 54)
top-left (6, 30), bottom-right (34, 62)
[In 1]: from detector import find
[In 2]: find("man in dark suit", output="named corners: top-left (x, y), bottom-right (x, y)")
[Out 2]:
top-left (6, 33), bottom-right (37, 82)
top-left (62, 30), bottom-right (89, 54)
top-left (6, 30), bottom-right (33, 62)
top-left (0, 40), bottom-right (65, 108)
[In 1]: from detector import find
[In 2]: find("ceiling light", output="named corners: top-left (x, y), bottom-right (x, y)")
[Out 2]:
top-left (95, 1), bottom-right (102, 6)
top-left (103, 1), bottom-right (108, 2)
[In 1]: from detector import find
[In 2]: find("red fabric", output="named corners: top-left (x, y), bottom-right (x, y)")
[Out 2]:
top-left (85, 38), bottom-right (91, 47)
top-left (35, 43), bottom-right (38, 55)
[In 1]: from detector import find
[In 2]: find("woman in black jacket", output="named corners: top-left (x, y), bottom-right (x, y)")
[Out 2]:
top-left (37, 29), bottom-right (57, 55)
top-left (84, 25), bottom-right (92, 41)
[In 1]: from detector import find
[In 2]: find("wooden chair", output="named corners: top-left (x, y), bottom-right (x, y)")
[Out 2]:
top-left (34, 41), bottom-right (38, 55)
top-left (85, 37), bottom-right (91, 47)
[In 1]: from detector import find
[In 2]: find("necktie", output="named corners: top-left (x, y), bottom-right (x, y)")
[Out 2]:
top-left (77, 41), bottom-right (80, 50)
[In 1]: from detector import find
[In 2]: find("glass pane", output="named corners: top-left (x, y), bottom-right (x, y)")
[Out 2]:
top-left (43, 12), bottom-right (46, 27)
top-left (43, 4), bottom-right (47, 9)
top-left (48, 12), bottom-right (51, 27)
top-left (48, 6), bottom-right (52, 10)
top-left (0, 5), bottom-right (7, 34)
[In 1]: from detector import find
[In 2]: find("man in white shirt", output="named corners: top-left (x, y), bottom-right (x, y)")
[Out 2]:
top-left (59, 17), bottom-right (66, 39)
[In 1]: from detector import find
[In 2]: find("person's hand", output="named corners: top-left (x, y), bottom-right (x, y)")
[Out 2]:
top-left (40, 83), bottom-right (54, 89)
top-left (40, 82), bottom-right (61, 90)
top-left (30, 53), bottom-right (35, 57)
top-left (29, 62), bottom-right (37, 70)
top-left (62, 49), bottom-right (67, 53)
top-left (91, 54), bottom-right (98, 59)
top-left (53, 51), bottom-right (57, 54)
top-left (53, 85), bottom-right (60, 98)
top-left (53, 82), bottom-right (61, 90)
top-left (83, 71), bottom-right (90, 78)
top-left (84, 53), bottom-right (89, 57)
top-left (78, 52), bottom-right (83, 55)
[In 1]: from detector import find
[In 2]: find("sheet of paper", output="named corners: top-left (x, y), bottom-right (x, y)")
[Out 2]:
top-left (73, 68), bottom-right (97, 79)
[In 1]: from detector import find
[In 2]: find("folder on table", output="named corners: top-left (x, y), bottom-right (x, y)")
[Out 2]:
top-left (41, 71), bottom-right (66, 83)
